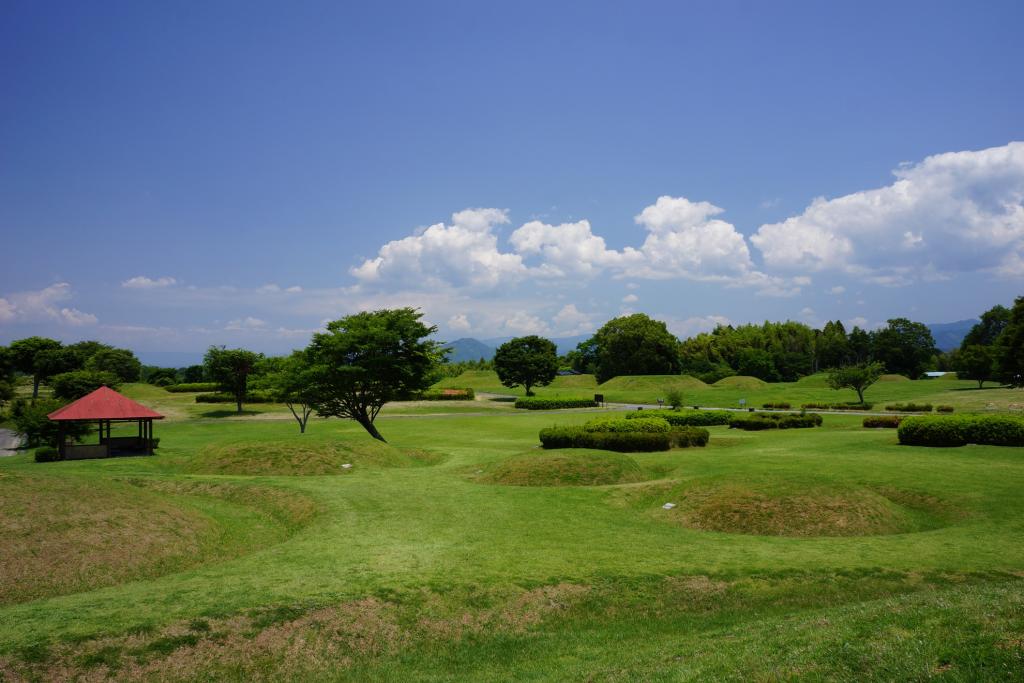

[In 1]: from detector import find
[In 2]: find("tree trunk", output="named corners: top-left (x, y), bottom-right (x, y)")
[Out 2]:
top-left (525, 382), bottom-right (534, 397)
top-left (236, 397), bottom-right (243, 413)
top-left (978, 379), bottom-right (985, 389)
top-left (357, 417), bottom-right (386, 442)
top-left (32, 376), bottom-right (40, 400)
top-left (856, 387), bottom-right (865, 403)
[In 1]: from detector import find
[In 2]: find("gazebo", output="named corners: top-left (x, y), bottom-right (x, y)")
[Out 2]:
top-left (47, 386), bottom-right (164, 459)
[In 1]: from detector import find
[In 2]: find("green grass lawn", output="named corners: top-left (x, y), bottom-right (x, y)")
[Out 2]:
top-left (1, 381), bottom-right (1023, 680)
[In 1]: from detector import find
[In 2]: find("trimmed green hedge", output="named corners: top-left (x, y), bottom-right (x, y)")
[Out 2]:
top-left (539, 426), bottom-right (709, 451)
top-left (762, 402), bottom-right (792, 409)
top-left (515, 398), bottom-right (598, 410)
top-left (625, 409), bottom-right (731, 426)
top-left (195, 392), bottom-right (276, 404)
top-left (863, 415), bottom-right (903, 429)
top-left (414, 388), bottom-right (476, 401)
top-left (729, 412), bottom-right (823, 431)
top-left (801, 402), bottom-right (873, 411)
top-left (897, 414), bottom-right (1024, 447)
top-left (34, 446), bottom-right (61, 462)
top-left (886, 403), bottom-right (933, 412)
top-left (166, 382), bottom-right (220, 393)
top-left (936, 405), bottom-right (955, 413)
top-left (584, 416), bottom-right (670, 433)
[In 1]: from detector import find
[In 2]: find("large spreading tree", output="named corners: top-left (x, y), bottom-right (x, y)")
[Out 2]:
top-left (493, 336), bottom-right (558, 396)
top-left (305, 308), bottom-right (444, 442)
top-left (262, 351), bottom-right (318, 433)
top-left (996, 296), bottom-right (1024, 387)
top-left (203, 346), bottom-right (263, 413)
top-left (955, 345), bottom-right (998, 388)
top-left (871, 318), bottom-right (936, 379)
top-left (589, 313), bottom-right (680, 384)
top-left (8, 337), bottom-right (62, 398)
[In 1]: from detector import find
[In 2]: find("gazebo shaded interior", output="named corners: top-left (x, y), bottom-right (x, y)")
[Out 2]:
top-left (47, 386), bottom-right (165, 459)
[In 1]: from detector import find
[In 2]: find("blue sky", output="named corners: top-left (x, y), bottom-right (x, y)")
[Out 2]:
top-left (2, 0), bottom-right (1023, 357)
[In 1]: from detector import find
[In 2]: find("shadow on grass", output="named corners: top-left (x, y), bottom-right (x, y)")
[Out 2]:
top-left (198, 409), bottom-right (263, 418)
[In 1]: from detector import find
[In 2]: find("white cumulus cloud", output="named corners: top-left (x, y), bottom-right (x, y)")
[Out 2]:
top-left (751, 142), bottom-right (1024, 281)
top-left (0, 282), bottom-right (99, 327)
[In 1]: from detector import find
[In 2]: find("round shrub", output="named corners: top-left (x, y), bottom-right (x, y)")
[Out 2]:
top-left (936, 405), bottom-right (955, 413)
top-left (885, 403), bottom-right (933, 413)
top-left (762, 402), bottom-right (791, 409)
top-left (897, 416), bottom-right (968, 447)
top-left (34, 446), bottom-right (61, 463)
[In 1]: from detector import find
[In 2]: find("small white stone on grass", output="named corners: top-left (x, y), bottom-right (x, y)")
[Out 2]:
top-left (341, 463), bottom-right (353, 469)
top-left (662, 502), bottom-right (676, 510)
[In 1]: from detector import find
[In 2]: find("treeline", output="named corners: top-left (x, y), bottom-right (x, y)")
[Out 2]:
top-left (559, 296), bottom-right (1024, 386)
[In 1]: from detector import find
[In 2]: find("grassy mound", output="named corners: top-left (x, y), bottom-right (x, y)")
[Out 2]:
top-left (622, 481), bottom-right (957, 537)
top-left (712, 375), bottom-right (768, 389)
top-left (484, 452), bottom-right (646, 487)
top-left (190, 438), bottom-right (438, 475)
top-left (879, 374), bottom-right (912, 382)
top-left (0, 475), bottom-right (314, 606)
top-left (598, 375), bottom-right (708, 391)
top-left (794, 373), bottom-right (830, 387)
top-left (550, 374), bottom-right (598, 390)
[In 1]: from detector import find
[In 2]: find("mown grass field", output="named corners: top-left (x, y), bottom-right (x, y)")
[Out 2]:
top-left (1, 378), bottom-right (1023, 680)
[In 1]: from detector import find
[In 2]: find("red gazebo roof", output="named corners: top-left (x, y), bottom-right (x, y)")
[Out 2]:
top-left (48, 386), bottom-right (165, 421)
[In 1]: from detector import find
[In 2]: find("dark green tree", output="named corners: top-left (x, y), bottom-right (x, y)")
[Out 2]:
top-left (962, 304), bottom-right (1011, 348)
top-left (871, 318), bottom-right (936, 379)
top-left (954, 345), bottom-right (998, 388)
top-left (262, 351), bottom-right (318, 433)
top-left (180, 365), bottom-right (205, 383)
top-left (49, 370), bottom-right (120, 401)
top-left (591, 314), bottom-right (680, 384)
top-left (8, 337), bottom-right (62, 398)
top-left (847, 326), bottom-right (873, 364)
top-left (566, 337), bottom-right (599, 375)
top-left (816, 320), bottom-right (850, 369)
top-left (85, 347), bottom-right (142, 382)
top-left (734, 348), bottom-right (780, 382)
top-left (995, 296), bottom-right (1024, 387)
top-left (826, 361), bottom-right (884, 404)
top-left (305, 308), bottom-right (444, 442)
top-left (203, 346), bottom-right (263, 413)
top-left (493, 336), bottom-right (559, 396)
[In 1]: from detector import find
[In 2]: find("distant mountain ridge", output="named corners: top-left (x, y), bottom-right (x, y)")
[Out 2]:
top-left (927, 319), bottom-right (978, 352)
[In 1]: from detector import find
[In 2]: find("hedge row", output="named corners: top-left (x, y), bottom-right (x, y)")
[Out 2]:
top-left (515, 398), bottom-right (598, 410)
top-left (897, 415), bottom-right (1024, 447)
top-left (414, 388), bottom-right (475, 401)
top-left (762, 402), bottom-right (792, 410)
top-left (539, 426), bottom-right (709, 451)
top-left (863, 415), bottom-right (903, 429)
top-left (729, 412), bottom-right (823, 431)
top-left (625, 409), bottom-right (732, 426)
top-left (801, 402), bottom-right (873, 411)
top-left (584, 416), bottom-right (671, 433)
top-left (885, 403), bottom-right (933, 412)
top-left (195, 392), bottom-right (276, 404)
top-left (165, 382), bottom-right (220, 393)
top-left (937, 405), bottom-right (955, 413)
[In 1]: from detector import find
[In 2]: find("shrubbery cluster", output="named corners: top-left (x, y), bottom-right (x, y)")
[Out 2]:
top-left (539, 425), bottom-right (709, 451)
top-left (863, 415), bottom-right (903, 429)
top-left (801, 402), bottom-right (873, 411)
top-left (515, 398), bottom-right (598, 410)
top-left (583, 416), bottom-right (671, 433)
top-left (897, 415), bottom-right (1024, 447)
top-left (761, 402), bottom-right (791, 409)
top-left (34, 446), bottom-right (61, 462)
top-left (936, 405), bottom-right (955, 413)
top-left (885, 403), bottom-right (933, 412)
top-left (624, 409), bottom-right (731, 426)
top-left (195, 391), bottom-right (275, 404)
top-left (729, 412), bottom-right (823, 431)
top-left (414, 388), bottom-right (475, 401)
top-left (165, 382), bottom-right (220, 393)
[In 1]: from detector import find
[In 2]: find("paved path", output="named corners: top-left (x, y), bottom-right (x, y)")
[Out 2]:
top-left (0, 428), bottom-right (20, 456)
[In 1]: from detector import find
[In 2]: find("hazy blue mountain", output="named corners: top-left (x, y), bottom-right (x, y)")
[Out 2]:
top-left (442, 338), bottom-right (495, 362)
top-left (481, 335), bottom-right (591, 356)
top-left (927, 319), bottom-right (979, 352)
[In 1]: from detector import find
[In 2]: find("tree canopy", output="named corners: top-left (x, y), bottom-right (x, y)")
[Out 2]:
top-left (305, 308), bottom-right (443, 442)
top-left (203, 346), bottom-right (263, 413)
top-left (8, 336), bottom-right (62, 398)
top-left (826, 361), bottom-right (884, 404)
top-left (85, 347), bottom-right (142, 382)
top-left (589, 314), bottom-right (680, 384)
top-left (493, 336), bottom-right (559, 396)
top-left (870, 318), bottom-right (936, 379)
